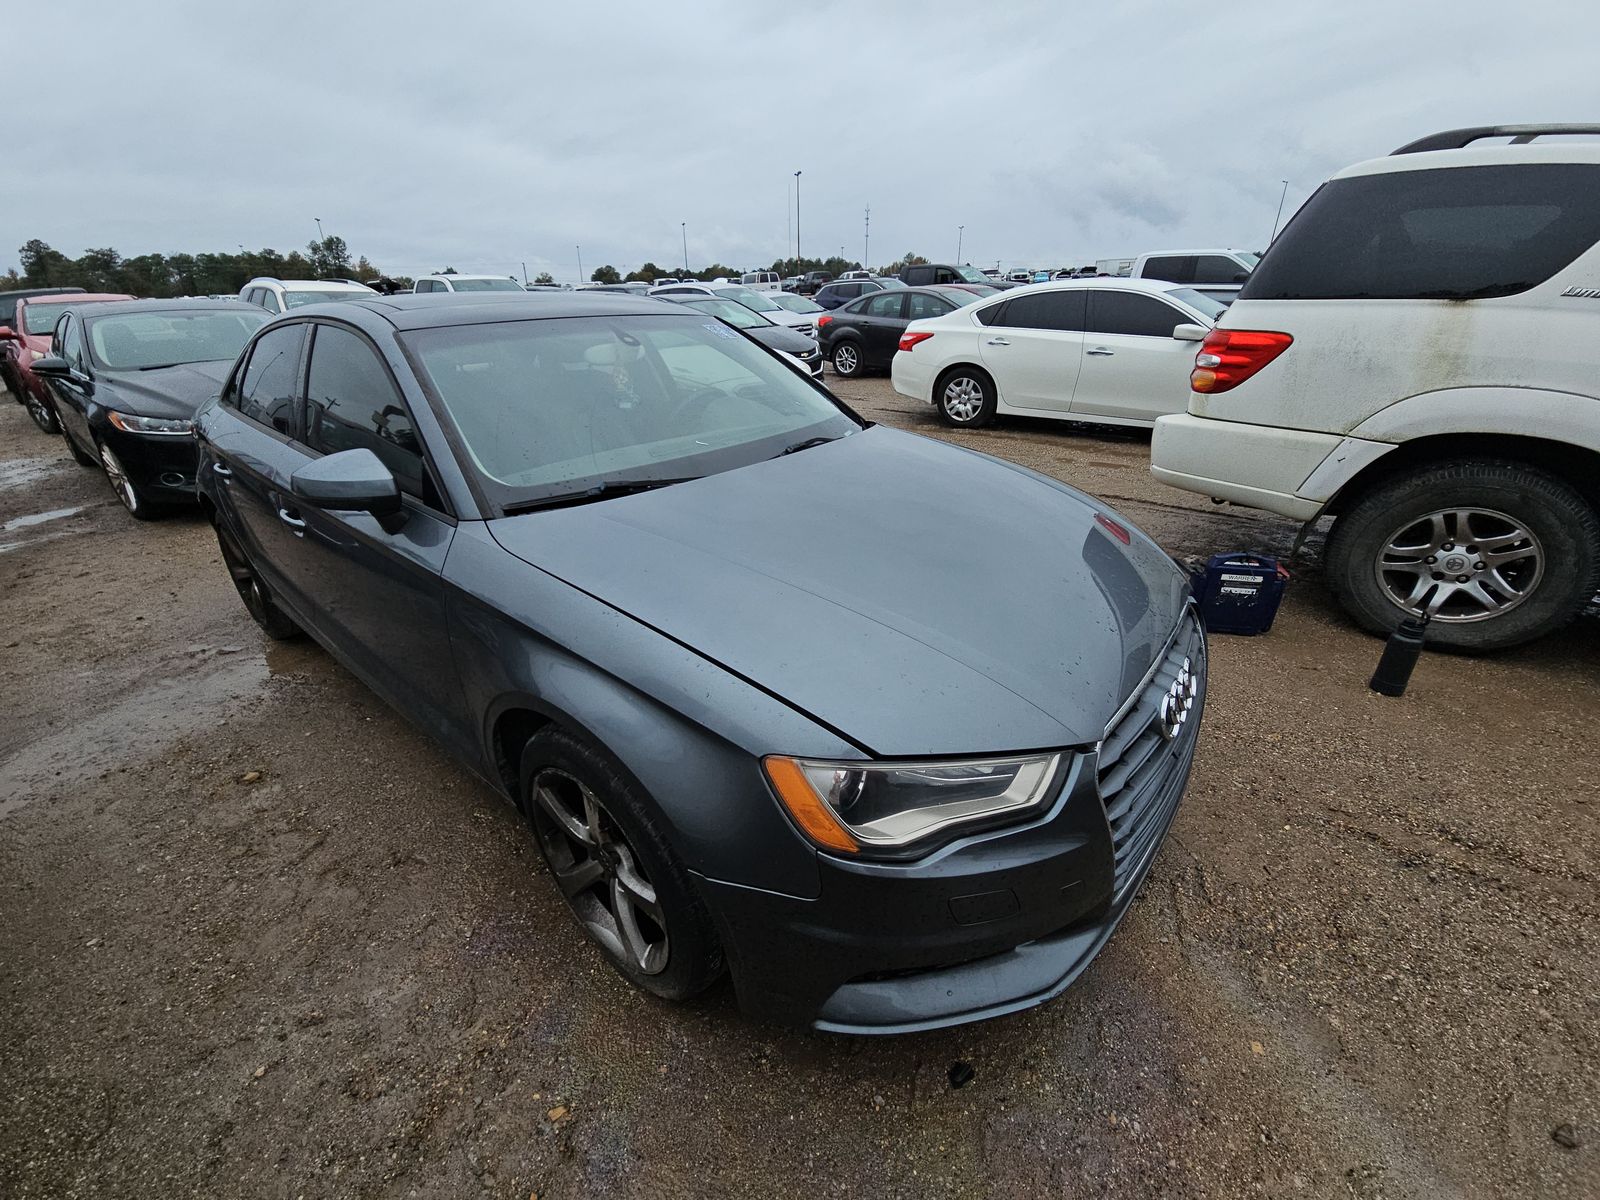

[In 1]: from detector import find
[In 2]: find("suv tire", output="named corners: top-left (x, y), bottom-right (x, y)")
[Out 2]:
top-left (1327, 459), bottom-right (1600, 652)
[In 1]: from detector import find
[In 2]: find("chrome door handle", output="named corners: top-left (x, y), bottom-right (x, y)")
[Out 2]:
top-left (985, 337), bottom-right (1011, 346)
top-left (212, 462), bottom-right (232, 477)
top-left (1087, 347), bottom-right (1114, 356)
top-left (277, 507), bottom-right (306, 534)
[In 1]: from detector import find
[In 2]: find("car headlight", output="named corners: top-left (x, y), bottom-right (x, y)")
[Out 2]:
top-left (107, 411), bottom-right (194, 436)
top-left (764, 752), bottom-right (1063, 855)
top-left (29, 349), bottom-right (45, 361)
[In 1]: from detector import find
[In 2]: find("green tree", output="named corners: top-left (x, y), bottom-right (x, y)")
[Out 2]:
top-left (590, 265), bottom-right (621, 284)
top-left (624, 261), bottom-right (662, 283)
top-left (351, 256), bottom-right (379, 282)
top-left (533, 271), bottom-right (555, 285)
top-left (19, 239), bottom-right (72, 286)
top-left (307, 235), bottom-right (353, 278)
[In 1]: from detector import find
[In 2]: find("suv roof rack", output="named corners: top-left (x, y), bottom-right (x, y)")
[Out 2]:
top-left (1393, 124), bottom-right (1600, 154)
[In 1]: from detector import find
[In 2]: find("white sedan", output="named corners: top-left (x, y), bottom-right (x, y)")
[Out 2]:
top-left (891, 278), bottom-right (1223, 428)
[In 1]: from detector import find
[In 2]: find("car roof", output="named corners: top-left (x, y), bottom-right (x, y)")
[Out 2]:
top-left (1335, 140), bottom-right (1600, 181)
top-left (324, 291), bottom-right (695, 330)
top-left (981, 277), bottom-right (1198, 299)
top-left (423, 274), bottom-right (517, 281)
top-left (246, 278), bottom-right (374, 291)
top-left (1137, 248), bottom-right (1249, 257)
top-left (70, 298), bottom-right (265, 319)
top-left (0, 287), bottom-right (87, 300)
top-left (19, 292), bottom-right (132, 305)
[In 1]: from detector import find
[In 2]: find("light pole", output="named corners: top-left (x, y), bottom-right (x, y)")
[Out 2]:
top-left (682, 222), bottom-right (689, 275)
top-left (314, 217), bottom-right (325, 243)
top-left (957, 225), bottom-right (964, 263)
top-left (576, 245), bottom-right (583, 282)
top-left (794, 171), bottom-right (802, 264)
top-left (1270, 180), bottom-right (1290, 243)
top-left (864, 205), bottom-right (870, 269)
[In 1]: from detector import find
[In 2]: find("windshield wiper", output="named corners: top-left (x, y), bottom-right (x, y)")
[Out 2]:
top-left (501, 477), bottom-right (699, 515)
top-left (136, 362), bottom-right (188, 371)
top-left (776, 436), bottom-right (839, 458)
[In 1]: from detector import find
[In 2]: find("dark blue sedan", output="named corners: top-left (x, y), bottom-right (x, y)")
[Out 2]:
top-left (196, 292), bottom-right (1205, 1033)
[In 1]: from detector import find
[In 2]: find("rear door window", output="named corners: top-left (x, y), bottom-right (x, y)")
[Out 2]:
top-left (906, 292), bottom-right (953, 321)
top-left (1244, 163), bottom-right (1600, 301)
top-left (233, 324), bottom-right (304, 434)
top-left (863, 293), bottom-right (907, 319)
top-left (994, 290), bottom-right (1087, 331)
top-left (1088, 292), bottom-right (1187, 337)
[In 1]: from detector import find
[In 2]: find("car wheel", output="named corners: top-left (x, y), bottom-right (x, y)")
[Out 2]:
top-left (521, 726), bottom-right (723, 1002)
top-left (97, 438), bottom-right (158, 521)
top-left (24, 390), bottom-right (61, 435)
top-left (936, 367), bottom-right (997, 427)
top-left (831, 340), bottom-right (864, 378)
top-left (1326, 459), bottom-right (1600, 652)
top-left (213, 516), bottom-right (303, 640)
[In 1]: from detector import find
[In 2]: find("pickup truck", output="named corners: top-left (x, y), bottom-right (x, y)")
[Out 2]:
top-left (795, 271), bottom-right (834, 295)
top-left (1113, 249), bottom-right (1260, 304)
top-left (898, 263), bottom-right (1012, 289)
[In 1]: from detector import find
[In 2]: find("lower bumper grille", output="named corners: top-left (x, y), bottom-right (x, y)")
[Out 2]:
top-left (1097, 611), bottom-right (1206, 895)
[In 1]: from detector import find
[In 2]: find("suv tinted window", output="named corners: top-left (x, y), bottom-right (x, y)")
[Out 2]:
top-left (234, 324), bottom-right (303, 434)
top-left (995, 290), bottom-right (1087, 331)
top-left (1193, 255), bottom-right (1245, 285)
top-left (261, 290), bottom-right (282, 314)
top-left (1089, 292), bottom-right (1186, 337)
top-left (1244, 163), bottom-right (1600, 301)
top-left (303, 324), bottom-right (427, 500)
top-left (1141, 256), bottom-right (1195, 283)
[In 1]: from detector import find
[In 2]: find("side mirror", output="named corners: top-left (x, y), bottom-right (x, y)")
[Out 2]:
top-left (0, 325), bottom-right (17, 342)
top-left (1233, 271), bottom-right (1250, 283)
top-left (30, 354), bottom-right (72, 377)
top-left (290, 448), bottom-right (401, 515)
top-left (1172, 323), bottom-right (1209, 342)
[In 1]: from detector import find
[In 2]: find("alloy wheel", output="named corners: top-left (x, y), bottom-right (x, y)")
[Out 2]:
top-left (1375, 506), bottom-right (1545, 622)
top-left (529, 767), bottom-right (669, 975)
top-left (943, 376), bottom-right (985, 423)
top-left (216, 523), bottom-right (270, 621)
top-left (833, 343), bottom-right (859, 376)
top-left (25, 392), bottom-right (60, 434)
top-left (98, 442), bottom-right (139, 514)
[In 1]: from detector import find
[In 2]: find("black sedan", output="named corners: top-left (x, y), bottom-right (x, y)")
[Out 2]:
top-left (817, 286), bottom-right (981, 378)
top-left (659, 295), bottom-right (824, 379)
top-left (194, 293), bottom-right (1204, 1033)
top-left (34, 299), bottom-right (267, 518)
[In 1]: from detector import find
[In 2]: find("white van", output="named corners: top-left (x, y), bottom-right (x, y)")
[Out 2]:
top-left (1150, 124), bottom-right (1600, 651)
top-left (739, 271), bottom-right (783, 292)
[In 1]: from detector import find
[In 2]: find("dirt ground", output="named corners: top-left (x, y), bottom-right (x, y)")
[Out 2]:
top-left (1, 374), bottom-right (1596, 1200)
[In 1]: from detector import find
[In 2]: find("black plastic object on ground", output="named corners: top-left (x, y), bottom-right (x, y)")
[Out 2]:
top-left (1369, 585), bottom-right (1440, 697)
top-left (1187, 553), bottom-right (1290, 635)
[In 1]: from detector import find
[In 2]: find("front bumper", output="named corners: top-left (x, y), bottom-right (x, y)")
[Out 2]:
top-left (102, 426), bottom-right (202, 500)
top-left (701, 613), bottom-right (1207, 1033)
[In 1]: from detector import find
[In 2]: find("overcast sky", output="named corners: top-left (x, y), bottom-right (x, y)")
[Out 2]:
top-left (8, 1), bottom-right (1595, 281)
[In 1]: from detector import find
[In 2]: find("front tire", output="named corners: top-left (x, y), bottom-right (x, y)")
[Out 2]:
top-left (831, 339), bottom-right (864, 378)
top-left (935, 366), bottom-right (997, 427)
top-left (213, 517), bottom-right (303, 640)
top-left (97, 438), bottom-right (159, 521)
top-left (521, 727), bottom-right (723, 1002)
top-left (1326, 459), bottom-right (1600, 652)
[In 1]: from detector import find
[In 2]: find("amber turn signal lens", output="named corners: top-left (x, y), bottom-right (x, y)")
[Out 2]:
top-left (762, 756), bottom-right (860, 854)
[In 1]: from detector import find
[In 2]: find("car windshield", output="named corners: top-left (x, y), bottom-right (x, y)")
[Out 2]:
top-left (403, 314), bottom-right (858, 511)
top-left (681, 298), bottom-right (770, 329)
top-left (20, 302), bottom-right (82, 334)
top-left (1236, 251), bottom-right (1261, 268)
top-left (88, 310), bottom-right (267, 370)
top-left (450, 278), bottom-right (525, 292)
top-left (713, 286), bottom-right (781, 313)
top-left (955, 265), bottom-right (991, 284)
top-left (767, 293), bottom-right (823, 314)
top-left (285, 290), bottom-right (370, 308)
top-left (1165, 288), bottom-right (1227, 321)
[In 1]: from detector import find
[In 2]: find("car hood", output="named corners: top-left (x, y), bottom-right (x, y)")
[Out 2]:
top-left (488, 426), bottom-right (1191, 757)
top-left (97, 359), bottom-right (232, 419)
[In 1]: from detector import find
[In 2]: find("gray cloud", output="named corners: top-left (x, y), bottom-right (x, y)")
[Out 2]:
top-left (6, 0), bottom-right (1595, 280)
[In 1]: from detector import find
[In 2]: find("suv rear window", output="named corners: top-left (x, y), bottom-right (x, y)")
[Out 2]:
top-left (1243, 163), bottom-right (1600, 301)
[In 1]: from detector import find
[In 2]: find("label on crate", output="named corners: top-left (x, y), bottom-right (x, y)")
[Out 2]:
top-left (1220, 573), bottom-right (1263, 583)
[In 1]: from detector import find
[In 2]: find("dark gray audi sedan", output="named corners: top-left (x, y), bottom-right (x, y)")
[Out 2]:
top-left (195, 292), bottom-right (1206, 1034)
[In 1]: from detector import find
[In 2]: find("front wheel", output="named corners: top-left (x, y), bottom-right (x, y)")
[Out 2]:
top-left (97, 438), bottom-right (158, 521)
top-left (521, 727), bottom-right (723, 1002)
top-left (1326, 459), bottom-right (1600, 652)
top-left (831, 340), bottom-right (864, 378)
top-left (935, 366), bottom-right (997, 427)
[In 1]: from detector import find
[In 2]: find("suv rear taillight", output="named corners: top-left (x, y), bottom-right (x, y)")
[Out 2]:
top-left (899, 332), bottom-right (934, 352)
top-left (1191, 329), bottom-right (1293, 393)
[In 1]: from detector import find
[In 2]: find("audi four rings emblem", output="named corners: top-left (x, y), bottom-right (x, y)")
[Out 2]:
top-left (1158, 658), bottom-right (1196, 742)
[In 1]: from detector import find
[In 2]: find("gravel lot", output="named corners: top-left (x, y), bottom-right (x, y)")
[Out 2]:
top-left (2, 373), bottom-right (1596, 1200)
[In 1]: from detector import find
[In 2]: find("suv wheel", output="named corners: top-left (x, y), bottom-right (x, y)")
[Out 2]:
top-left (1327, 459), bottom-right (1600, 652)
top-left (521, 727), bottom-right (723, 1002)
top-left (935, 367), bottom-right (997, 427)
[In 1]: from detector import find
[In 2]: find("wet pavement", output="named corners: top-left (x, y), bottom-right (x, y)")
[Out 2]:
top-left (1, 379), bottom-right (1596, 1199)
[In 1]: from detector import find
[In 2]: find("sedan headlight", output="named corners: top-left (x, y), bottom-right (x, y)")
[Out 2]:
top-left (107, 411), bottom-right (194, 436)
top-left (29, 349), bottom-right (45, 361)
top-left (764, 753), bottom-right (1063, 855)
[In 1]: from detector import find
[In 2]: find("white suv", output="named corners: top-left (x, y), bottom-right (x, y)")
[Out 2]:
top-left (239, 277), bottom-right (375, 314)
top-left (1151, 124), bottom-right (1600, 651)
top-left (412, 274), bottom-right (525, 293)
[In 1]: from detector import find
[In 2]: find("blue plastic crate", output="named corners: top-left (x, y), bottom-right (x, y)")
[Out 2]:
top-left (1188, 553), bottom-right (1290, 635)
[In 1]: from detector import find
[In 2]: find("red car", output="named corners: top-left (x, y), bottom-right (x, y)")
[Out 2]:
top-left (2, 292), bottom-right (134, 432)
